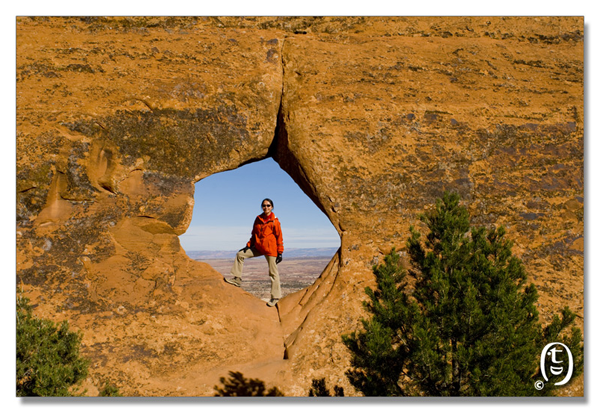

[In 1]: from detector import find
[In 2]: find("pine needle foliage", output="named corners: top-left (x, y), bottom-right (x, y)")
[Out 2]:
top-left (343, 192), bottom-right (583, 396)
top-left (16, 295), bottom-right (89, 397)
top-left (214, 371), bottom-right (284, 397)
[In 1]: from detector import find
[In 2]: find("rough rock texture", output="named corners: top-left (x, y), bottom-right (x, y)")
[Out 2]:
top-left (16, 17), bottom-right (583, 396)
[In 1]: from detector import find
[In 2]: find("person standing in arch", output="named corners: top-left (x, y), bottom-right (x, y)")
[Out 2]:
top-left (224, 198), bottom-right (284, 307)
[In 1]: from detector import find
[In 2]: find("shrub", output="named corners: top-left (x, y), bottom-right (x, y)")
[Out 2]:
top-left (16, 295), bottom-right (89, 396)
top-left (214, 371), bottom-right (284, 397)
top-left (308, 378), bottom-right (345, 397)
top-left (99, 381), bottom-right (122, 397)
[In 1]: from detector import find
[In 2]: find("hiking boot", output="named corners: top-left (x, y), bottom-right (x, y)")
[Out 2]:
top-left (224, 277), bottom-right (242, 287)
top-left (266, 298), bottom-right (279, 307)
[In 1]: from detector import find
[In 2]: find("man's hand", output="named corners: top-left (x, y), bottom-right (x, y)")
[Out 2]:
top-left (276, 254), bottom-right (282, 264)
top-left (239, 246), bottom-right (250, 253)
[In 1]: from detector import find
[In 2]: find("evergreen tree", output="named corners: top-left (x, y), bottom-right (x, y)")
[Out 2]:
top-left (16, 295), bottom-right (89, 396)
top-left (214, 371), bottom-right (284, 397)
top-left (343, 192), bottom-right (583, 396)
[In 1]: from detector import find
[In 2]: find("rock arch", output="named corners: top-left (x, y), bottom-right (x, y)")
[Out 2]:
top-left (17, 17), bottom-right (584, 396)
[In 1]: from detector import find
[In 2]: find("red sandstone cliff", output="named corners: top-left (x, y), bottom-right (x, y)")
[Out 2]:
top-left (16, 17), bottom-right (583, 396)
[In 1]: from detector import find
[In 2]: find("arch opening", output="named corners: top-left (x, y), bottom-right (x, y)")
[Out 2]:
top-left (181, 157), bottom-right (341, 302)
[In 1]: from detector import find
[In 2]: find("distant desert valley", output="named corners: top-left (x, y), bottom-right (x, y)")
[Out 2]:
top-left (192, 249), bottom-right (337, 300)
top-left (199, 257), bottom-right (331, 300)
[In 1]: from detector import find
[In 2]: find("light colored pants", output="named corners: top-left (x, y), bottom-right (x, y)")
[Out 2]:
top-left (230, 247), bottom-right (281, 300)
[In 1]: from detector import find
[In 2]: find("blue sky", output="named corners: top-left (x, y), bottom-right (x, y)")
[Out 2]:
top-left (179, 157), bottom-right (340, 251)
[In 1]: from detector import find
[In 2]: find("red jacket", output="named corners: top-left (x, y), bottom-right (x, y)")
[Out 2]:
top-left (247, 212), bottom-right (284, 257)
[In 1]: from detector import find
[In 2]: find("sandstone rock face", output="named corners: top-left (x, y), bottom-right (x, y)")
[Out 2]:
top-left (17, 17), bottom-right (583, 396)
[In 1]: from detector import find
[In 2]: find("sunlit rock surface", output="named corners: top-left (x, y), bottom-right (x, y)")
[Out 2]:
top-left (17, 17), bottom-right (583, 396)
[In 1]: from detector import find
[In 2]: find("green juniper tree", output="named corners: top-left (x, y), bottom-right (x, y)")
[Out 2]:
top-left (16, 295), bottom-right (89, 396)
top-left (343, 192), bottom-right (582, 396)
